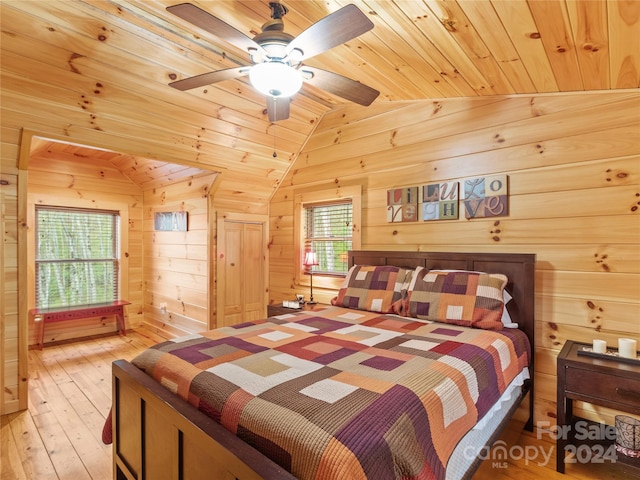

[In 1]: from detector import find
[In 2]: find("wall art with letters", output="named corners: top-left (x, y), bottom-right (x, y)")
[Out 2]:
top-left (386, 176), bottom-right (508, 223)
top-left (462, 175), bottom-right (508, 219)
top-left (421, 181), bottom-right (459, 221)
top-left (154, 211), bottom-right (188, 231)
top-left (387, 187), bottom-right (419, 222)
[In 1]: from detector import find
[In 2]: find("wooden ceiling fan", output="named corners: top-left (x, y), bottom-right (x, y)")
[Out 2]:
top-left (167, 2), bottom-right (380, 121)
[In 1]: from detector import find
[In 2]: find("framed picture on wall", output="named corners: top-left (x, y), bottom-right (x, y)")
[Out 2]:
top-left (154, 211), bottom-right (188, 231)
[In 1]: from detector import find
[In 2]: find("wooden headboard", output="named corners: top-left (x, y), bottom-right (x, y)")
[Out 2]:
top-left (348, 250), bottom-right (536, 377)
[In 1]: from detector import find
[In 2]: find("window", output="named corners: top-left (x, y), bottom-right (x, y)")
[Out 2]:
top-left (35, 206), bottom-right (119, 309)
top-left (295, 185), bottom-right (361, 283)
top-left (304, 201), bottom-right (352, 275)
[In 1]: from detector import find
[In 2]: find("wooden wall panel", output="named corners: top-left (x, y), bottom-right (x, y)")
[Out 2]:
top-left (1, 170), bottom-right (21, 414)
top-left (269, 91), bottom-right (640, 430)
top-left (142, 174), bottom-right (216, 338)
top-left (26, 155), bottom-right (144, 346)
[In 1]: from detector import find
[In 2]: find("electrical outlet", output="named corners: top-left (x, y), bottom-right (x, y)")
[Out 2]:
top-left (160, 302), bottom-right (167, 314)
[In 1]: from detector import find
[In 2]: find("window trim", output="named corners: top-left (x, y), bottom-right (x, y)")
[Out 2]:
top-left (294, 185), bottom-right (361, 290)
top-left (303, 201), bottom-right (353, 276)
top-left (34, 205), bottom-right (122, 309)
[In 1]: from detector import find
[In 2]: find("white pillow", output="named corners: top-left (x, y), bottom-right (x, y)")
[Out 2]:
top-left (502, 290), bottom-right (518, 328)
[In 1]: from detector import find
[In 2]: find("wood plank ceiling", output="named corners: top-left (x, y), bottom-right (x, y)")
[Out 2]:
top-left (2, 1), bottom-right (638, 200)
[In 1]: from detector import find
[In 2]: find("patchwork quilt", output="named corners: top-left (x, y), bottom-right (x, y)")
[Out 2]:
top-left (130, 306), bottom-right (530, 480)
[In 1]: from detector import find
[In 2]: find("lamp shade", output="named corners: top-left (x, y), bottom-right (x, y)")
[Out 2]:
top-left (303, 251), bottom-right (319, 267)
top-left (249, 62), bottom-right (302, 98)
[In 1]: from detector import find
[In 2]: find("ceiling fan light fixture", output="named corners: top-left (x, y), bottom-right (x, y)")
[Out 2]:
top-left (249, 62), bottom-right (302, 97)
top-left (167, 3), bottom-right (379, 120)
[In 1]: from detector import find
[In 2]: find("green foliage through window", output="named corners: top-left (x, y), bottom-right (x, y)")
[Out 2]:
top-left (35, 206), bottom-right (119, 309)
top-left (304, 201), bottom-right (352, 275)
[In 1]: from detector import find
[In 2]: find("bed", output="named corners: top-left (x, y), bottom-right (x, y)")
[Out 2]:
top-left (108, 250), bottom-right (535, 480)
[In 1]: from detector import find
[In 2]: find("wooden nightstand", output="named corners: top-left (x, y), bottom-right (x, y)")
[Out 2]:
top-left (267, 303), bottom-right (327, 317)
top-left (556, 340), bottom-right (640, 475)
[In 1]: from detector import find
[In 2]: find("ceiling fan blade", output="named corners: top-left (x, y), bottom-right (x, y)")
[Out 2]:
top-left (266, 96), bottom-right (290, 122)
top-left (169, 66), bottom-right (250, 91)
top-left (286, 4), bottom-right (373, 61)
top-left (167, 3), bottom-right (266, 56)
top-left (301, 67), bottom-right (379, 106)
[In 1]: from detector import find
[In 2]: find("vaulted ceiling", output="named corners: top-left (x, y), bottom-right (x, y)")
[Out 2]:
top-left (2, 1), bottom-right (638, 203)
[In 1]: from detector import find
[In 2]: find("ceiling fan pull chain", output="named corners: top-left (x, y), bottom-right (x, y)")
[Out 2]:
top-left (272, 97), bottom-right (277, 158)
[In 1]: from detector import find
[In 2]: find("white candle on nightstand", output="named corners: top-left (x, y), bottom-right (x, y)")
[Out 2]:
top-left (593, 339), bottom-right (607, 354)
top-left (618, 338), bottom-right (638, 359)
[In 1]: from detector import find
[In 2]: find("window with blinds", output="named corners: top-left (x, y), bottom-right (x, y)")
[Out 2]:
top-left (35, 206), bottom-right (119, 309)
top-left (304, 200), bottom-right (352, 275)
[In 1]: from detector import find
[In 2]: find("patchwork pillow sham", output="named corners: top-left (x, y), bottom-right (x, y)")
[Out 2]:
top-left (401, 267), bottom-right (507, 330)
top-left (331, 265), bottom-right (414, 313)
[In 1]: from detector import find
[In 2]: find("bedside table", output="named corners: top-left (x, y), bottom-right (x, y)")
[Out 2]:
top-left (556, 340), bottom-right (640, 475)
top-left (267, 303), bottom-right (327, 317)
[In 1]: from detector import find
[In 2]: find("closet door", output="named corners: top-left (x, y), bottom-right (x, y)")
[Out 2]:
top-left (222, 221), bottom-right (243, 326)
top-left (241, 222), bottom-right (265, 321)
top-left (219, 219), bottom-right (265, 327)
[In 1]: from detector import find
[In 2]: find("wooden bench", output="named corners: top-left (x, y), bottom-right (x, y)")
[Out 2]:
top-left (29, 300), bottom-right (130, 349)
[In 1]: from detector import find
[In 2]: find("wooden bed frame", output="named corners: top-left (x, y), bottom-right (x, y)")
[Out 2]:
top-left (112, 250), bottom-right (535, 480)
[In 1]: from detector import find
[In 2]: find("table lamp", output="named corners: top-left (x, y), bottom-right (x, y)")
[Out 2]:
top-left (303, 251), bottom-right (319, 304)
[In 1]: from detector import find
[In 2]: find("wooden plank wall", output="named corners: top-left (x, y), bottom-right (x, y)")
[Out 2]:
top-left (142, 174), bottom-right (217, 337)
top-left (26, 153), bottom-right (144, 345)
top-left (1, 144), bottom-right (21, 413)
top-left (269, 91), bottom-right (640, 429)
top-left (0, 148), bottom-right (217, 414)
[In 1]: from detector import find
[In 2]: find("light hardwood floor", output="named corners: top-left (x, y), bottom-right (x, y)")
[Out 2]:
top-left (1, 328), bottom-right (636, 480)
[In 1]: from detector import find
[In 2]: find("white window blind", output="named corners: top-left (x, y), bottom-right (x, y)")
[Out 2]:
top-left (35, 206), bottom-right (119, 309)
top-left (304, 201), bottom-right (352, 275)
